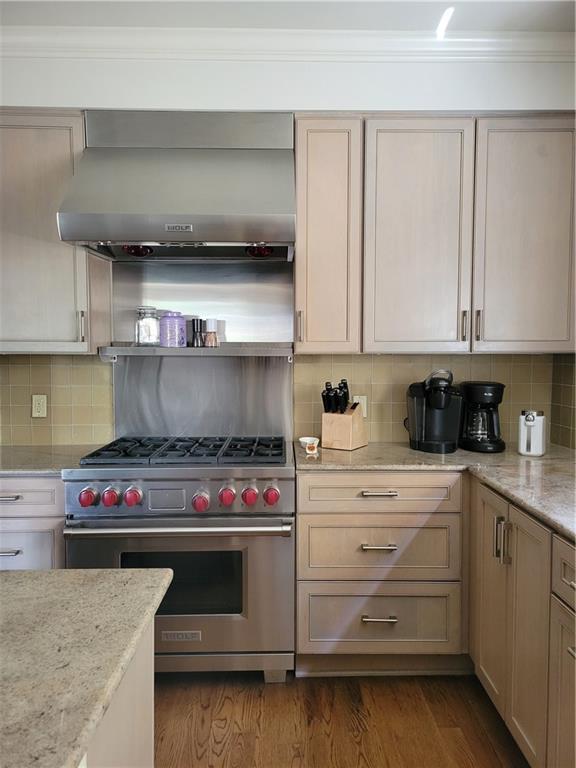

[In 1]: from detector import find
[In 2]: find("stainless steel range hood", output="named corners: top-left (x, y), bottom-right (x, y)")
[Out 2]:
top-left (57, 111), bottom-right (295, 261)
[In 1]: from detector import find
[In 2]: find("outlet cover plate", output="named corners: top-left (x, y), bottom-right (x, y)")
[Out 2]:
top-left (32, 394), bottom-right (47, 418)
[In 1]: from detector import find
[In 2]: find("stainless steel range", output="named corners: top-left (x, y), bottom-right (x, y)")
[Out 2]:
top-left (63, 435), bottom-right (295, 683)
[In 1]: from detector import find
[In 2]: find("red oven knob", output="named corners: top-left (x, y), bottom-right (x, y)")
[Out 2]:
top-left (192, 492), bottom-right (210, 513)
top-left (124, 487), bottom-right (143, 507)
top-left (218, 487), bottom-right (236, 507)
top-left (263, 486), bottom-right (280, 506)
top-left (101, 487), bottom-right (121, 507)
top-left (241, 486), bottom-right (259, 506)
top-left (78, 487), bottom-right (98, 507)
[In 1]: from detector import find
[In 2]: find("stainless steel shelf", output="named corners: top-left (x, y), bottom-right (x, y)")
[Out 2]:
top-left (99, 342), bottom-right (294, 361)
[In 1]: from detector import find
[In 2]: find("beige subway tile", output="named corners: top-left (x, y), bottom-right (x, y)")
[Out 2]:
top-left (51, 355), bottom-right (74, 366)
top-left (510, 383), bottom-right (532, 404)
top-left (10, 386), bottom-right (31, 406)
top-left (511, 364), bottom-right (531, 383)
top-left (492, 362), bottom-right (512, 383)
top-left (8, 355), bottom-right (30, 365)
top-left (0, 426), bottom-right (12, 445)
top-left (390, 422), bottom-right (408, 442)
top-left (51, 405), bottom-right (73, 425)
top-left (391, 403), bottom-right (407, 422)
top-left (72, 355), bottom-right (95, 366)
top-left (0, 386), bottom-right (9, 406)
top-left (531, 383), bottom-right (552, 404)
top-left (50, 386), bottom-right (72, 406)
top-left (294, 382), bottom-right (316, 405)
top-left (294, 421), bottom-right (317, 440)
top-left (0, 367), bottom-right (9, 386)
top-left (369, 422), bottom-right (392, 442)
top-left (0, 406), bottom-right (11, 426)
top-left (91, 385), bottom-right (113, 407)
top-left (71, 367), bottom-right (92, 386)
top-left (332, 364), bottom-right (355, 385)
top-left (294, 404), bottom-right (314, 423)
top-left (560, 365), bottom-right (576, 386)
top-left (371, 382), bottom-right (394, 403)
top-left (30, 355), bottom-right (52, 365)
top-left (92, 365), bottom-right (112, 386)
top-left (52, 426), bottom-right (73, 444)
top-left (561, 385), bottom-right (575, 407)
top-left (71, 386), bottom-right (92, 406)
top-left (51, 366), bottom-right (71, 385)
top-left (11, 406), bottom-right (32, 426)
top-left (71, 425), bottom-right (95, 444)
top-left (72, 405), bottom-right (94, 425)
top-left (92, 404), bottom-right (113, 424)
top-left (470, 358), bottom-right (492, 379)
top-left (30, 365), bottom-right (51, 387)
top-left (390, 382), bottom-right (407, 402)
top-left (370, 404), bottom-right (391, 422)
top-left (9, 366), bottom-right (30, 386)
top-left (312, 403), bottom-right (325, 423)
top-left (92, 425), bottom-right (114, 444)
top-left (11, 426), bottom-right (32, 445)
top-left (532, 363), bottom-right (553, 384)
top-left (30, 425), bottom-right (52, 445)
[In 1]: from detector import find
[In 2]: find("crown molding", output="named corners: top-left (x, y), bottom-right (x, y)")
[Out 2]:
top-left (1, 26), bottom-right (573, 64)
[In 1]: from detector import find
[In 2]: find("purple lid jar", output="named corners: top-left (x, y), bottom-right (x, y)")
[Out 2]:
top-left (159, 311), bottom-right (187, 348)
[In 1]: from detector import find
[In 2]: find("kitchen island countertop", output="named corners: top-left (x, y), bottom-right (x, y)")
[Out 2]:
top-left (295, 442), bottom-right (575, 541)
top-left (0, 568), bottom-right (172, 768)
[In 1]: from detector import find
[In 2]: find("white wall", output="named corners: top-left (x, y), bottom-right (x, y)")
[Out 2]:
top-left (1, 27), bottom-right (574, 111)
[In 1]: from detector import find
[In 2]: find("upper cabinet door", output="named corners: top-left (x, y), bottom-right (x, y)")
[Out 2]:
top-left (295, 118), bottom-right (362, 354)
top-left (0, 110), bottom-right (92, 353)
top-left (473, 117), bottom-right (575, 352)
top-left (363, 118), bottom-right (474, 353)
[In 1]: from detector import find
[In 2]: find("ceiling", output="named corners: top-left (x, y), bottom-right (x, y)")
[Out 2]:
top-left (1, 0), bottom-right (574, 32)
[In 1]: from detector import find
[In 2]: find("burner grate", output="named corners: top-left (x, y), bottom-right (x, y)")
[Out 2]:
top-left (220, 436), bottom-right (286, 464)
top-left (80, 437), bottom-right (169, 465)
top-left (151, 437), bottom-right (229, 465)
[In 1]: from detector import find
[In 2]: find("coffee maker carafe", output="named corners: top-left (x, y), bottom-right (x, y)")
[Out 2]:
top-left (459, 381), bottom-right (506, 453)
top-left (405, 370), bottom-right (462, 454)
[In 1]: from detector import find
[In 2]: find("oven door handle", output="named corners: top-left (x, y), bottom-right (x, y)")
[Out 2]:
top-left (64, 523), bottom-right (294, 537)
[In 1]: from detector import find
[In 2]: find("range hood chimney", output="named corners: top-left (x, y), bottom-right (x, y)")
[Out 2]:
top-left (57, 111), bottom-right (295, 261)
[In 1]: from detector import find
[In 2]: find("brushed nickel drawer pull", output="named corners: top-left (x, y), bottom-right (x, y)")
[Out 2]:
top-left (568, 647), bottom-right (576, 660)
top-left (0, 549), bottom-right (23, 557)
top-left (568, 581), bottom-right (576, 590)
top-left (493, 515), bottom-right (505, 559)
top-left (361, 490), bottom-right (399, 498)
top-left (361, 544), bottom-right (398, 552)
top-left (361, 615), bottom-right (398, 624)
top-left (0, 495), bottom-right (22, 502)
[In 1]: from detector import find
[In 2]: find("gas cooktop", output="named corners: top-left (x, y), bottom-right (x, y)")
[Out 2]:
top-left (79, 435), bottom-right (286, 466)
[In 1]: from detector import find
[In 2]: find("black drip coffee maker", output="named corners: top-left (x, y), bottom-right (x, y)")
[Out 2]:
top-left (459, 381), bottom-right (506, 453)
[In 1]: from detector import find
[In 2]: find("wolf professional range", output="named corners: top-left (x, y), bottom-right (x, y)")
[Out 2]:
top-left (63, 435), bottom-right (295, 683)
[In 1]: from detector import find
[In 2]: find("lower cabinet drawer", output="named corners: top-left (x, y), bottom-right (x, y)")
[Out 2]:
top-left (297, 581), bottom-right (462, 654)
top-left (0, 530), bottom-right (54, 570)
top-left (298, 513), bottom-right (461, 580)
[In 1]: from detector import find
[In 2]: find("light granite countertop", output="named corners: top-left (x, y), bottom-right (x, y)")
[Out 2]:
top-left (295, 442), bottom-right (575, 541)
top-left (0, 568), bottom-right (172, 768)
top-left (0, 445), bottom-right (93, 475)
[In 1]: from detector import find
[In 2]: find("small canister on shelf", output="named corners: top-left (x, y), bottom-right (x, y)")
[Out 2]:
top-left (159, 311), bottom-right (187, 348)
top-left (135, 306), bottom-right (160, 346)
top-left (518, 410), bottom-right (546, 456)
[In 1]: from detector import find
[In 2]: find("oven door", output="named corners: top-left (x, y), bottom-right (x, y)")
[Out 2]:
top-left (65, 517), bottom-right (294, 655)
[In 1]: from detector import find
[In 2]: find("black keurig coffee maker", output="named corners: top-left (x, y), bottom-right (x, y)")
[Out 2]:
top-left (405, 370), bottom-right (463, 454)
top-left (459, 381), bottom-right (506, 453)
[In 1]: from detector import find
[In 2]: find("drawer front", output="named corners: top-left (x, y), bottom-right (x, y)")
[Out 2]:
top-left (552, 535), bottom-right (576, 610)
top-left (0, 477), bottom-right (64, 518)
top-left (297, 472), bottom-right (462, 514)
top-left (0, 530), bottom-right (54, 570)
top-left (298, 581), bottom-right (461, 654)
top-left (298, 513), bottom-right (461, 581)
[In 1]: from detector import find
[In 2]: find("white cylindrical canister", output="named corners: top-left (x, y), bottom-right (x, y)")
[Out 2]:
top-left (518, 410), bottom-right (546, 456)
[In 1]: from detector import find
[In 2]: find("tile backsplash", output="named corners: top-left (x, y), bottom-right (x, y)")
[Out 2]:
top-left (0, 356), bottom-right (114, 446)
top-left (551, 354), bottom-right (575, 449)
top-left (294, 354), bottom-right (554, 445)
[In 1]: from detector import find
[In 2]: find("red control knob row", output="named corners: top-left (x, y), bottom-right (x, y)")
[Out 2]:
top-left (102, 487), bottom-right (121, 507)
top-left (124, 487), bottom-right (143, 507)
top-left (218, 487), bottom-right (236, 507)
top-left (78, 487), bottom-right (98, 507)
top-left (241, 486), bottom-right (259, 506)
top-left (192, 491), bottom-right (210, 513)
top-left (263, 486), bottom-right (281, 506)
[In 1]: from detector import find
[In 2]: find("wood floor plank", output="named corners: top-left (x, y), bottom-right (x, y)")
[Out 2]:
top-left (155, 673), bottom-right (528, 768)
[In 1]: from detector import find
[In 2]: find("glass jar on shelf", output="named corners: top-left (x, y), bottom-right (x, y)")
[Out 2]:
top-left (203, 319), bottom-right (220, 348)
top-left (135, 306), bottom-right (160, 346)
top-left (159, 311), bottom-right (187, 348)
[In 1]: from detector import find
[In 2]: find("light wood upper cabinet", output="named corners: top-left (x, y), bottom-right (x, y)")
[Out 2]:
top-left (363, 118), bottom-right (474, 353)
top-left (295, 118), bottom-right (362, 353)
top-left (0, 109), bottom-right (111, 354)
top-left (473, 117), bottom-right (575, 352)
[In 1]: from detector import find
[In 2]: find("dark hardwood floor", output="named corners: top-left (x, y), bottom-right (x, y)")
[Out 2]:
top-left (155, 673), bottom-right (529, 768)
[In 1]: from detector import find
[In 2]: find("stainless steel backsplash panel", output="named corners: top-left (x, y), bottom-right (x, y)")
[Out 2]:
top-left (112, 261), bottom-right (294, 343)
top-left (114, 356), bottom-right (293, 440)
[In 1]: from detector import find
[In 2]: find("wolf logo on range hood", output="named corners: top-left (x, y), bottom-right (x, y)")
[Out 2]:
top-left (57, 111), bottom-right (295, 261)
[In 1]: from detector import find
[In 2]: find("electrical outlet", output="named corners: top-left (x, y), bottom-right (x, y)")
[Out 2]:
top-left (353, 395), bottom-right (368, 418)
top-left (32, 394), bottom-right (47, 419)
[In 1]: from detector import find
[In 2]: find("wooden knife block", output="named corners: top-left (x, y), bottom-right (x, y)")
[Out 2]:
top-left (321, 406), bottom-right (368, 451)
